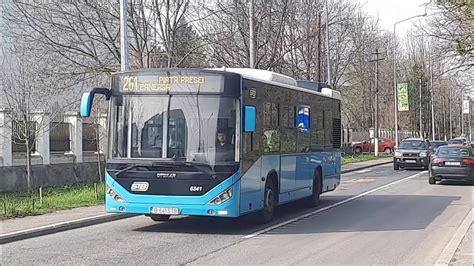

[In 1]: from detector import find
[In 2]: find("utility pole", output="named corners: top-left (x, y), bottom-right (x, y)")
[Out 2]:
top-left (120, 0), bottom-right (128, 72)
top-left (249, 0), bottom-right (256, 69)
top-left (429, 45), bottom-right (435, 140)
top-left (449, 85), bottom-right (453, 139)
top-left (469, 96), bottom-right (472, 143)
top-left (419, 77), bottom-right (423, 138)
top-left (461, 88), bottom-right (464, 137)
top-left (325, 0), bottom-right (331, 86)
top-left (317, 13), bottom-right (322, 82)
top-left (369, 49), bottom-right (385, 157)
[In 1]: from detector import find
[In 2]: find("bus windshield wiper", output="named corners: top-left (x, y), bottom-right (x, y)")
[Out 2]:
top-left (184, 161), bottom-right (218, 179)
top-left (114, 164), bottom-right (152, 177)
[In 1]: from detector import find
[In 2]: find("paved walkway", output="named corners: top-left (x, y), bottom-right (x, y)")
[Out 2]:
top-left (450, 223), bottom-right (473, 266)
top-left (1, 157), bottom-right (391, 235)
top-left (341, 157), bottom-right (392, 173)
top-left (1, 205), bottom-right (106, 234)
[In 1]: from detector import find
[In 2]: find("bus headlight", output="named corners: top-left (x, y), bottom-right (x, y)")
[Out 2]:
top-left (106, 184), bottom-right (127, 203)
top-left (208, 188), bottom-right (233, 205)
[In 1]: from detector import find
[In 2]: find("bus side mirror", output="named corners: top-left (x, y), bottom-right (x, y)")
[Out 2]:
top-left (80, 92), bottom-right (93, 117)
top-left (80, 87), bottom-right (112, 117)
top-left (244, 105), bottom-right (256, 132)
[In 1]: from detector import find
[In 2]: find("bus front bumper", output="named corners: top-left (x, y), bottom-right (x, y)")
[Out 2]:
top-left (105, 173), bottom-right (241, 218)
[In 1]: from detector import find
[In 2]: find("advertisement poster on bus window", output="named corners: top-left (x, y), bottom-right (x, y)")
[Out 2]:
top-left (397, 83), bottom-right (409, 112)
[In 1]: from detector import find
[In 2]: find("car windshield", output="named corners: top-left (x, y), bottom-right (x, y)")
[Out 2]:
top-left (431, 141), bottom-right (447, 148)
top-left (399, 140), bottom-right (427, 150)
top-left (437, 147), bottom-right (471, 157)
top-left (108, 95), bottom-right (238, 166)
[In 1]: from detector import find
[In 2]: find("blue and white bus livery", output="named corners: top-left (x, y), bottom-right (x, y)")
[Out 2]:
top-left (80, 68), bottom-right (342, 223)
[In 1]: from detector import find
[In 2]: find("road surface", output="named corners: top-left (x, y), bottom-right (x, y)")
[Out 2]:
top-left (2, 164), bottom-right (472, 265)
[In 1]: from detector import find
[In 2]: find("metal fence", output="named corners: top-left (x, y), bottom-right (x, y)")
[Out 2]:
top-left (11, 121), bottom-right (37, 153)
top-left (49, 122), bottom-right (71, 152)
top-left (82, 123), bottom-right (98, 151)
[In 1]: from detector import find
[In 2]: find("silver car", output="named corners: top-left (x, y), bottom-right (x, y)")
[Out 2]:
top-left (393, 138), bottom-right (432, 170)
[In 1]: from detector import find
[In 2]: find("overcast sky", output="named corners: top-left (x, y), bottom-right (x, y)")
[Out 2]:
top-left (358, 0), bottom-right (429, 36)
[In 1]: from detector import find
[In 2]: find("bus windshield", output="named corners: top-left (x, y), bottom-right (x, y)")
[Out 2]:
top-left (109, 95), bottom-right (238, 166)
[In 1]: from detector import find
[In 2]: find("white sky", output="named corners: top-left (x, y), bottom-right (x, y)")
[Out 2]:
top-left (358, 0), bottom-right (429, 36)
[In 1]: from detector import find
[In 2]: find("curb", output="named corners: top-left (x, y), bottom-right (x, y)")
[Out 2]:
top-left (0, 213), bottom-right (134, 245)
top-left (1, 159), bottom-right (392, 244)
top-left (341, 160), bottom-right (392, 174)
top-left (434, 208), bottom-right (473, 265)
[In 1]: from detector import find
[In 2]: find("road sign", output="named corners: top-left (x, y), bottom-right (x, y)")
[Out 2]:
top-left (463, 99), bottom-right (470, 114)
top-left (397, 83), bottom-right (409, 112)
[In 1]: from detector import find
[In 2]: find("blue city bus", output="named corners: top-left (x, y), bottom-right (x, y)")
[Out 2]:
top-left (80, 68), bottom-right (342, 223)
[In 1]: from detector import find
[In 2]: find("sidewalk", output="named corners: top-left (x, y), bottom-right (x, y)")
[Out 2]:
top-left (2, 205), bottom-right (107, 235)
top-left (1, 157), bottom-right (392, 244)
top-left (341, 157), bottom-right (392, 173)
top-left (450, 223), bottom-right (473, 266)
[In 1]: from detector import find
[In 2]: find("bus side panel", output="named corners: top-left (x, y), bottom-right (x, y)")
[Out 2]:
top-left (239, 157), bottom-right (262, 214)
top-left (295, 153), bottom-right (316, 190)
top-left (280, 155), bottom-right (296, 194)
top-left (318, 150), bottom-right (340, 192)
top-left (239, 154), bottom-right (280, 215)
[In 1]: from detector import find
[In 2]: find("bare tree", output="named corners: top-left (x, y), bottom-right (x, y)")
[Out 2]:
top-left (0, 45), bottom-right (85, 192)
top-left (424, 1), bottom-right (473, 73)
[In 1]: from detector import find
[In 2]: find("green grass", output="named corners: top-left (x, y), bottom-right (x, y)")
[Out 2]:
top-left (1, 182), bottom-right (105, 219)
top-left (342, 153), bottom-right (391, 165)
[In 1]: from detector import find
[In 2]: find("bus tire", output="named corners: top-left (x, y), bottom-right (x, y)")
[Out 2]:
top-left (306, 169), bottom-right (322, 207)
top-left (150, 214), bottom-right (170, 222)
top-left (256, 178), bottom-right (277, 224)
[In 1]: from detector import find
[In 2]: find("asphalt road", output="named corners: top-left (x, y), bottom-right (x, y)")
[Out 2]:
top-left (2, 165), bottom-right (472, 265)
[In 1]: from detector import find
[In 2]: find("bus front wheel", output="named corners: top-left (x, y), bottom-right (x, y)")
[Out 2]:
top-left (256, 178), bottom-right (277, 224)
top-left (150, 214), bottom-right (170, 222)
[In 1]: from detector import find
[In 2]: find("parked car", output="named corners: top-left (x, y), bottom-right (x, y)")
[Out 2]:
top-left (429, 145), bottom-right (474, 184)
top-left (352, 137), bottom-right (395, 154)
top-left (393, 138), bottom-right (432, 170)
top-left (431, 140), bottom-right (448, 152)
top-left (448, 137), bottom-right (467, 145)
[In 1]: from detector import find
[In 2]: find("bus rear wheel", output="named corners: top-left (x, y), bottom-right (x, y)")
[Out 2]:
top-left (256, 178), bottom-right (277, 224)
top-left (150, 214), bottom-right (170, 222)
top-left (306, 170), bottom-right (322, 207)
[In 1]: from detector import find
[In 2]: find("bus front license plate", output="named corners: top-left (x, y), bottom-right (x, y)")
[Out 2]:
top-left (151, 207), bottom-right (179, 215)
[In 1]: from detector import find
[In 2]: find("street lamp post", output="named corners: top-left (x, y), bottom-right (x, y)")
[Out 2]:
top-left (393, 13), bottom-right (427, 147)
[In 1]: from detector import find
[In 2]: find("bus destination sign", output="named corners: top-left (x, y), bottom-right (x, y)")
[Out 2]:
top-left (120, 75), bottom-right (222, 93)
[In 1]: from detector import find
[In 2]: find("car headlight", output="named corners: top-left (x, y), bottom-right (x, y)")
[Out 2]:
top-left (208, 188), bottom-right (233, 205)
top-left (106, 184), bottom-right (127, 203)
top-left (419, 151), bottom-right (427, 157)
top-left (394, 150), bottom-right (402, 157)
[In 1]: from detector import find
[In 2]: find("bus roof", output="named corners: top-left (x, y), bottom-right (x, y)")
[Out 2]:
top-left (209, 67), bottom-right (342, 101)
top-left (113, 68), bottom-right (342, 101)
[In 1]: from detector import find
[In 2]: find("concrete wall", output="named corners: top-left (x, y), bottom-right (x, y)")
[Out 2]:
top-left (0, 162), bottom-right (106, 192)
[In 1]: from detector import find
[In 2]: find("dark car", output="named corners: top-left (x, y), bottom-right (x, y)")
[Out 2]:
top-left (431, 140), bottom-right (448, 152)
top-left (448, 137), bottom-right (467, 145)
top-left (429, 145), bottom-right (474, 184)
top-left (393, 138), bottom-right (432, 170)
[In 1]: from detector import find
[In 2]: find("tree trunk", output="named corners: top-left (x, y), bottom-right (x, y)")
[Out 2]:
top-left (96, 124), bottom-right (103, 183)
top-left (25, 139), bottom-right (32, 193)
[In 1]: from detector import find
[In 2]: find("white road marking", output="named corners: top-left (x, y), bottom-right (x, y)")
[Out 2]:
top-left (243, 171), bottom-right (427, 239)
top-left (355, 169), bottom-right (372, 174)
